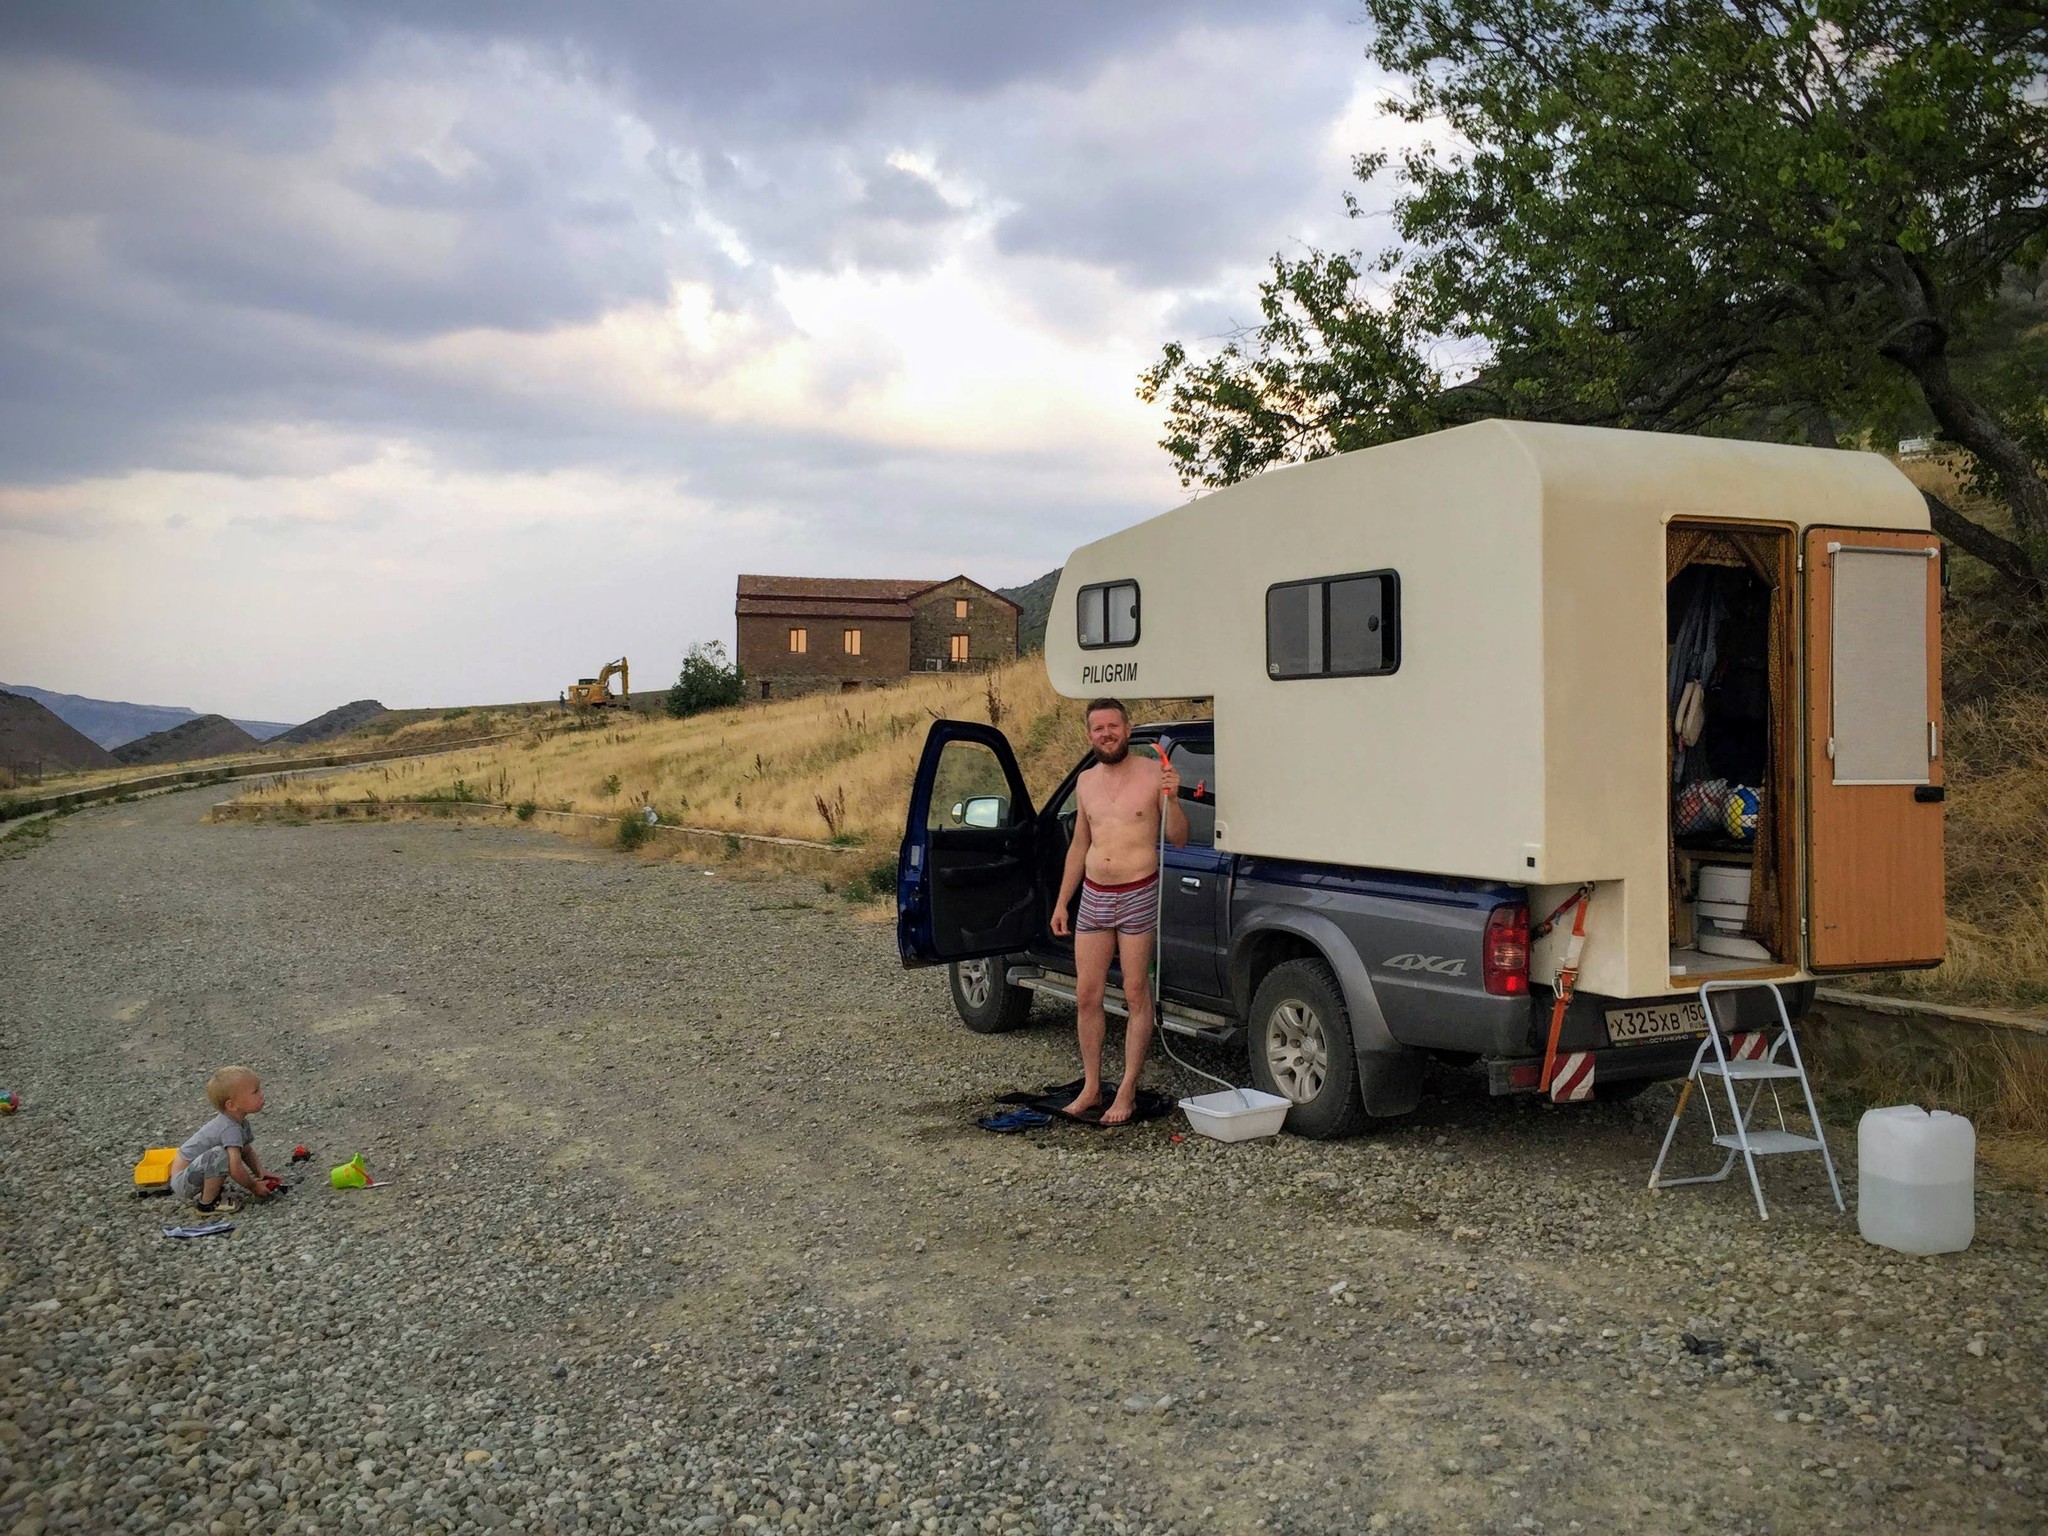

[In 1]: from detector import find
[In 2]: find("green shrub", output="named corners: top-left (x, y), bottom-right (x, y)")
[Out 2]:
top-left (616, 811), bottom-right (652, 850)
top-left (722, 832), bottom-right (743, 858)
top-left (414, 779), bottom-right (483, 804)
top-left (514, 800), bottom-right (537, 821)
top-left (601, 774), bottom-right (622, 797)
top-left (666, 640), bottom-right (746, 718)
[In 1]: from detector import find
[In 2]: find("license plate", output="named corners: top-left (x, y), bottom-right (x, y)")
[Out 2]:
top-left (1605, 1000), bottom-right (1707, 1045)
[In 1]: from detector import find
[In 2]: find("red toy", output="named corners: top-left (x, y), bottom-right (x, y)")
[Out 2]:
top-left (291, 1145), bottom-right (310, 1163)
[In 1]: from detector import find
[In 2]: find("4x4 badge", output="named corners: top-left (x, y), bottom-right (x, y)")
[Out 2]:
top-left (1383, 953), bottom-right (1467, 976)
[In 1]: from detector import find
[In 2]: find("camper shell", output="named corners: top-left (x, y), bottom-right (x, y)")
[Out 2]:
top-left (1045, 420), bottom-right (1945, 1003)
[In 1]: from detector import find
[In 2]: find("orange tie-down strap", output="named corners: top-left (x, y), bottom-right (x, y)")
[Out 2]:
top-left (1537, 885), bottom-right (1595, 1097)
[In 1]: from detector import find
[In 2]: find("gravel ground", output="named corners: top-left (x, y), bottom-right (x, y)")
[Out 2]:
top-left (2, 791), bottom-right (2044, 1536)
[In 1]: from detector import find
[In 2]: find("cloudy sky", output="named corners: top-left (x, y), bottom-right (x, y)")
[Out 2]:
top-left (0, 1), bottom-right (1406, 720)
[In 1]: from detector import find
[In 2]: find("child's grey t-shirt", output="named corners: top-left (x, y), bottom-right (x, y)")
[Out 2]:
top-left (178, 1112), bottom-right (251, 1164)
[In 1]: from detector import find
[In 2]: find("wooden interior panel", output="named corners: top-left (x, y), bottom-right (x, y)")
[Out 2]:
top-left (1805, 526), bottom-right (1945, 969)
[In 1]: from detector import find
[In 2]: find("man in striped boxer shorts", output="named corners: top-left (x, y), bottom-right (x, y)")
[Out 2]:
top-left (1049, 699), bottom-right (1189, 1124)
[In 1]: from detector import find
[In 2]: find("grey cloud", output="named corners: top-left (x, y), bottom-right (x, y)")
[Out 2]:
top-left (0, 0), bottom-right (1365, 494)
top-left (981, 24), bottom-right (1372, 288)
top-left (858, 164), bottom-right (953, 224)
top-left (2, 2), bottom-right (1313, 123)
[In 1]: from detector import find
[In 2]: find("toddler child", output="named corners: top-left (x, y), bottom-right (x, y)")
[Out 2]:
top-left (169, 1066), bottom-right (280, 1212)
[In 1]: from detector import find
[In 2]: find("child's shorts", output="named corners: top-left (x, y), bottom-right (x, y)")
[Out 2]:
top-left (170, 1146), bottom-right (231, 1201)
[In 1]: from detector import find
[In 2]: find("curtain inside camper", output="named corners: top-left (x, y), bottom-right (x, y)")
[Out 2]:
top-left (1667, 527), bottom-right (1795, 959)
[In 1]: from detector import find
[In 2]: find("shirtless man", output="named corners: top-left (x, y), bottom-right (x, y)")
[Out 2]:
top-left (1049, 699), bottom-right (1188, 1124)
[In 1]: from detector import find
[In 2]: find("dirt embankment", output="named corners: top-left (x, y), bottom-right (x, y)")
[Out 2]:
top-left (0, 691), bottom-right (117, 777)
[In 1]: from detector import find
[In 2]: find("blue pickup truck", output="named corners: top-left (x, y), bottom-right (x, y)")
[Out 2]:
top-left (897, 718), bottom-right (1809, 1137)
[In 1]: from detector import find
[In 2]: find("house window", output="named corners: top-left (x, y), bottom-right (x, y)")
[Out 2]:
top-left (1077, 580), bottom-right (1139, 649)
top-left (843, 627), bottom-right (862, 656)
top-left (1265, 570), bottom-right (1400, 679)
top-left (788, 627), bottom-right (808, 654)
top-left (759, 680), bottom-right (773, 700)
top-left (950, 633), bottom-right (970, 663)
top-left (954, 597), bottom-right (969, 619)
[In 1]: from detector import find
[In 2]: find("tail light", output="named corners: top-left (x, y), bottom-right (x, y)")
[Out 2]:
top-left (1483, 903), bottom-right (1530, 996)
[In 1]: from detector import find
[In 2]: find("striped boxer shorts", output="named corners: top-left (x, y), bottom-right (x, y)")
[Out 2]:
top-left (1076, 874), bottom-right (1158, 935)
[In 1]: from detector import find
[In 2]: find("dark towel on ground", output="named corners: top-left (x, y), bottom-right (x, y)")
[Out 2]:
top-left (994, 1079), bottom-right (1176, 1127)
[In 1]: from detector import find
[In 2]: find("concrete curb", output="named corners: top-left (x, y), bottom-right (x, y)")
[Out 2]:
top-left (210, 797), bottom-right (863, 856)
top-left (1813, 987), bottom-right (2047, 1037)
top-left (0, 732), bottom-right (526, 821)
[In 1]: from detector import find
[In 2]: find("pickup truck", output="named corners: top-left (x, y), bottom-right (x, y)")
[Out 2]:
top-left (897, 718), bottom-right (1810, 1137)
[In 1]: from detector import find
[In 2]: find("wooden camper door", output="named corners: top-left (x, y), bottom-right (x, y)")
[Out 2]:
top-left (1804, 527), bottom-right (1945, 969)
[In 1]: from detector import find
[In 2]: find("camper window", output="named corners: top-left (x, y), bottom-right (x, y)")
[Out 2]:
top-left (1168, 742), bottom-right (1217, 847)
top-left (1077, 580), bottom-right (1140, 649)
top-left (1266, 570), bottom-right (1400, 679)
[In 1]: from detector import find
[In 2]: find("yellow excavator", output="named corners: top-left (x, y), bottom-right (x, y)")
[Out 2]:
top-left (566, 657), bottom-right (629, 711)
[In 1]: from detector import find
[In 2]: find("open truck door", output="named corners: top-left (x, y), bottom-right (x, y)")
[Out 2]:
top-left (898, 721), bottom-right (1042, 968)
top-left (1804, 527), bottom-right (1945, 969)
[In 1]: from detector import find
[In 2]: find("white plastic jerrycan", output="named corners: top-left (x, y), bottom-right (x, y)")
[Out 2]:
top-left (1857, 1105), bottom-right (1975, 1255)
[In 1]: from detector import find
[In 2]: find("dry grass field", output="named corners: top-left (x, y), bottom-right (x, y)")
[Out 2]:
top-left (234, 662), bottom-right (1204, 851)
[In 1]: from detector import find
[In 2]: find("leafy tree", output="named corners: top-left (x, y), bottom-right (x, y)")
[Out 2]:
top-left (1142, 0), bottom-right (2048, 597)
top-left (665, 641), bottom-right (745, 718)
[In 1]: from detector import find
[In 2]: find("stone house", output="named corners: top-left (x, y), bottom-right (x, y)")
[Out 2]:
top-left (734, 575), bottom-right (1021, 701)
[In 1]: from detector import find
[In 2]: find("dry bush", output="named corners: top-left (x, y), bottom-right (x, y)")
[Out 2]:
top-left (1805, 1011), bottom-right (2048, 1140)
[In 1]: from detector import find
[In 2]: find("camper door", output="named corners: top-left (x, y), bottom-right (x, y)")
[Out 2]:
top-left (897, 721), bottom-right (1043, 967)
top-left (1803, 528), bottom-right (1945, 969)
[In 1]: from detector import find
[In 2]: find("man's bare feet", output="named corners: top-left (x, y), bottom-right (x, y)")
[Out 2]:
top-left (1099, 1094), bottom-right (1137, 1126)
top-left (1062, 1087), bottom-right (1104, 1118)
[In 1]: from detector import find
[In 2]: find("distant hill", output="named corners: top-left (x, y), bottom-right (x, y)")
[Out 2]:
top-left (0, 691), bottom-right (118, 775)
top-left (998, 568), bottom-right (1061, 654)
top-left (0, 682), bottom-right (293, 748)
top-left (277, 700), bottom-right (389, 746)
top-left (112, 715), bottom-right (261, 766)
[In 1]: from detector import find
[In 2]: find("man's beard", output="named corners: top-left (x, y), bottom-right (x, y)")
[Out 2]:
top-left (1093, 743), bottom-right (1129, 765)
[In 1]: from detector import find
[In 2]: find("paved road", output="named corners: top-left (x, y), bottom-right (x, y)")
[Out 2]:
top-left (2, 790), bottom-right (2043, 1534)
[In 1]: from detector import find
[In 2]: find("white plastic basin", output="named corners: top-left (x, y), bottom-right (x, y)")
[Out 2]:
top-left (1858, 1105), bottom-right (1975, 1255)
top-left (1180, 1088), bottom-right (1291, 1142)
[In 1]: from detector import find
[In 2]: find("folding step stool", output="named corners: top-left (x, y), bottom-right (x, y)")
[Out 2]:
top-left (1648, 979), bottom-right (1844, 1221)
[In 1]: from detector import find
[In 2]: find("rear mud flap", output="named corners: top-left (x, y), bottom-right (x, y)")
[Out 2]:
top-left (1359, 1051), bottom-right (1422, 1117)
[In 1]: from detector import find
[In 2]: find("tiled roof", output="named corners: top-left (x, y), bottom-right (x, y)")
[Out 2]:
top-left (737, 575), bottom-right (937, 601)
top-left (734, 573), bottom-right (1024, 613)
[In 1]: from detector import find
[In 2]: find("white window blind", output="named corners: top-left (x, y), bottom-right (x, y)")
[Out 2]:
top-left (1830, 546), bottom-right (1931, 785)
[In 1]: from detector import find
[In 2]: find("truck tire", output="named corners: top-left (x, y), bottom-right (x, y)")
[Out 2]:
top-left (1247, 958), bottom-right (1368, 1139)
top-left (948, 958), bottom-right (1035, 1034)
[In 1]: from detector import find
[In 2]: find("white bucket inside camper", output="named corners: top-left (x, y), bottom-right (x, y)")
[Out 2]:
top-left (1858, 1105), bottom-right (1975, 1255)
top-left (1180, 1088), bottom-right (1291, 1142)
top-left (1694, 863), bottom-right (1771, 960)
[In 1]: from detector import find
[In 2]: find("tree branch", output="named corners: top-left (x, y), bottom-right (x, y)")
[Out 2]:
top-left (1924, 490), bottom-right (2043, 598)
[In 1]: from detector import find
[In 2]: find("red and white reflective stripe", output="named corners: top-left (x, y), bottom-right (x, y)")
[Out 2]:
top-left (1727, 1032), bottom-right (1769, 1061)
top-left (1549, 1052), bottom-right (1596, 1102)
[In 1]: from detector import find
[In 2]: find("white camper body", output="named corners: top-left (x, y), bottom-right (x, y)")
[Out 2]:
top-left (1044, 421), bottom-right (1945, 1003)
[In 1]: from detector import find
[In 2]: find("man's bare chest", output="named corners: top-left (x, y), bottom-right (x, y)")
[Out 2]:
top-left (1082, 770), bottom-right (1155, 827)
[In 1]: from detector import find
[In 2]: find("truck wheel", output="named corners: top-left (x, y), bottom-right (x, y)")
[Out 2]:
top-left (1248, 959), bottom-right (1367, 1139)
top-left (949, 958), bottom-right (1034, 1034)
